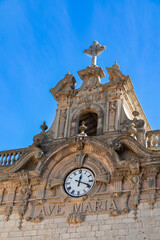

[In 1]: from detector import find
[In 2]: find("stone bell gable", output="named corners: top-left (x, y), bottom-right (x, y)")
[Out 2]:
top-left (45, 51), bottom-right (150, 145)
top-left (0, 41), bottom-right (160, 240)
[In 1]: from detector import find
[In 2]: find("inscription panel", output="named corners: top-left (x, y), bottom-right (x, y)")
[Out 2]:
top-left (28, 195), bottom-right (130, 221)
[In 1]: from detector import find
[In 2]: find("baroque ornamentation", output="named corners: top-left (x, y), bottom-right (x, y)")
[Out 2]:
top-left (95, 172), bottom-right (110, 184)
top-left (146, 167), bottom-right (158, 209)
top-left (75, 153), bottom-right (87, 168)
top-left (66, 213), bottom-right (85, 224)
top-left (58, 109), bottom-right (67, 138)
top-left (4, 205), bottom-right (13, 221)
top-left (18, 186), bottom-right (32, 229)
top-left (129, 175), bottom-right (141, 219)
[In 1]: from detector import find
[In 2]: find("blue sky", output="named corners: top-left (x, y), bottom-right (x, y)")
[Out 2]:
top-left (0, 0), bottom-right (160, 150)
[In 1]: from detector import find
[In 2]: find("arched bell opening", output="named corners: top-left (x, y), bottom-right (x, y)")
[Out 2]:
top-left (70, 103), bottom-right (104, 137)
top-left (78, 112), bottom-right (98, 136)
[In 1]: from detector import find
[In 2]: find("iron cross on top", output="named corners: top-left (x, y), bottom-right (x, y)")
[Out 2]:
top-left (83, 40), bottom-right (106, 67)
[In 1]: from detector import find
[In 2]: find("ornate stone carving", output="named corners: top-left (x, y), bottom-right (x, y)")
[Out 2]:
top-left (75, 136), bottom-right (85, 150)
top-left (146, 167), bottom-right (158, 209)
top-left (74, 121), bottom-right (87, 150)
top-left (127, 157), bottom-right (142, 219)
top-left (112, 175), bottom-right (123, 198)
top-left (48, 179), bottom-right (63, 189)
top-left (109, 200), bottom-right (121, 216)
top-left (58, 109), bottom-right (67, 138)
top-left (109, 101), bottom-right (117, 131)
top-left (106, 62), bottom-right (127, 83)
top-left (18, 186), bottom-right (32, 229)
top-left (50, 72), bottom-right (76, 102)
top-left (66, 213), bottom-right (85, 224)
top-left (33, 122), bottom-right (48, 145)
top-left (25, 202), bottom-right (35, 221)
top-left (95, 172), bottom-right (110, 184)
top-left (75, 153), bottom-right (87, 168)
top-left (129, 175), bottom-right (141, 219)
top-left (122, 193), bottom-right (130, 214)
top-left (4, 205), bottom-right (13, 221)
top-left (121, 110), bottom-right (145, 145)
top-left (113, 140), bottom-right (124, 153)
top-left (129, 159), bottom-right (140, 175)
top-left (18, 170), bottom-right (29, 186)
top-left (33, 133), bottom-right (46, 145)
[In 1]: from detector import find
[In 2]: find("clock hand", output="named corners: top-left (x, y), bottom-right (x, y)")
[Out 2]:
top-left (77, 174), bottom-right (82, 187)
top-left (75, 180), bottom-right (91, 188)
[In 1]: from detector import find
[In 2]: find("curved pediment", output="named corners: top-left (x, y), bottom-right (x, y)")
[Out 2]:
top-left (35, 137), bottom-right (119, 181)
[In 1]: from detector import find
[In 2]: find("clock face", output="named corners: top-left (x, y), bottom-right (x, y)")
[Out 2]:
top-left (64, 168), bottom-right (94, 197)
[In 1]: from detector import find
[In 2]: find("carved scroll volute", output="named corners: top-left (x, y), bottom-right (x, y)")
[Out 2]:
top-left (95, 172), bottom-right (110, 184)
top-left (146, 167), bottom-right (158, 209)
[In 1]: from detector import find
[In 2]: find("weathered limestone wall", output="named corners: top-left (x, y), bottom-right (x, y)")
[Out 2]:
top-left (0, 202), bottom-right (160, 240)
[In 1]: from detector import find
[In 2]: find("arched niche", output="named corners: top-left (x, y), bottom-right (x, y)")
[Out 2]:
top-left (79, 112), bottom-right (98, 136)
top-left (70, 103), bottom-right (104, 137)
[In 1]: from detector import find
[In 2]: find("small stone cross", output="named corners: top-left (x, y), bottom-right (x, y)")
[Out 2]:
top-left (83, 40), bottom-right (106, 66)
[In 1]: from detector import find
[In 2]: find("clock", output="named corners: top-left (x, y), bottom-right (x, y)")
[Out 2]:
top-left (64, 168), bottom-right (94, 197)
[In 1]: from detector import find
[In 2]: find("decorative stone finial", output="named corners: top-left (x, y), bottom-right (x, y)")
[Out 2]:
top-left (112, 61), bottom-right (120, 69)
top-left (132, 109), bottom-right (140, 120)
top-left (83, 40), bottom-right (106, 67)
top-left (40, 121), bottom-right (48, 132)
top-left (78, 121), bottom-right (87, 137)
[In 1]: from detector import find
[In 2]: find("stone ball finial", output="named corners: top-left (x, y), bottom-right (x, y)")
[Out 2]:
top-left (112, 61), bottom-right (120, 69)
top-left (40, 121), bottom-right (48, 132)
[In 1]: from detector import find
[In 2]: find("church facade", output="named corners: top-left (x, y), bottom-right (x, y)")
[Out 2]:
top-left (0, 41), bottom-right (160, 240)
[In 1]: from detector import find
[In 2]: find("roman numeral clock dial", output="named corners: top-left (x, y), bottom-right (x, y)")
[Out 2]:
top-left (64, 168), bottom-right (94, 197)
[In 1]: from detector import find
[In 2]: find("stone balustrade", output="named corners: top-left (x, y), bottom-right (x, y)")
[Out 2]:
top-left (0, 148), bottom-right (26, 166)
top-left (146, 130), bottom-right (160, 149)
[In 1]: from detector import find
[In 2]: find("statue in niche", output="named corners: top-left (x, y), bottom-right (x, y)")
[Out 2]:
top-left (58, 109), bottom-right (67, 138)
top-left (109, 101), bottom-right (117, 131)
